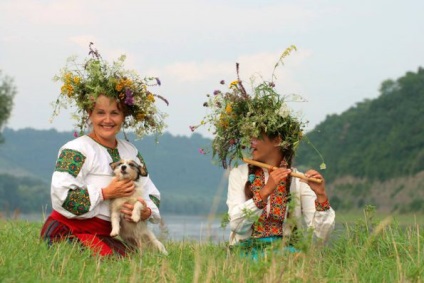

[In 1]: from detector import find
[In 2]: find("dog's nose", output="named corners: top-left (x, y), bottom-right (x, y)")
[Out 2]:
top-left (121, 165), bottom-right (127, 171)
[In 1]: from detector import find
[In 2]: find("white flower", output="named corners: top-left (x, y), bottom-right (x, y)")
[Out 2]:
top-left (277, 103), bottom-right (291, 118)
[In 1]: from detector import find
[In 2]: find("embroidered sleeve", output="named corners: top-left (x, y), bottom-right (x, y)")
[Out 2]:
top-left (62, 188), bottom-right (91, 216)
top-left (149, 194), bottom-right (160, 208)
top-left (252, 190), bottom-right (266, 209)
top-left (55, 149), bottom-right (86, 177)
top-left (136, 152), bottom-right (148, 176)
top-left (315, 198), bottom-right (331, 211)
top-left (107, 148), bottom-right (121, 163)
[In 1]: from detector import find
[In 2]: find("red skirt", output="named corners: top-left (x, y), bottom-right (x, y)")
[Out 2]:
top-left (40, 210), bottom-right (130, 257)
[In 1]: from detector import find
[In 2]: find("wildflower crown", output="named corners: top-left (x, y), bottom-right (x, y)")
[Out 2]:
top-left (191, 46), bottom-right (309, 168)
top-left (51, 43), bottom-right (168, 138)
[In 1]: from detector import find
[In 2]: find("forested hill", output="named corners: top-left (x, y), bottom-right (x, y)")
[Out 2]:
top-left (294, 67), bottom-right (424, 213)
top-left (296, 67), bottom-right (424, 181)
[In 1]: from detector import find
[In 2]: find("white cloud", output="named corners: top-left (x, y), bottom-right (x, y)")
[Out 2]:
top-left (0, 1), bottom-right (94, 26)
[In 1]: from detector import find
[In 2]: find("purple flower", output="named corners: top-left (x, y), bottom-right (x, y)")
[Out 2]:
top-left (213, 90), bottom-right (220, 95)
top-left (155, 77), bottom-right (161, 86)
top-left (189, 125), bottom-right (196, 132)
top-left (220, 80), bottom-right (225, 85)
top-left (198, 148), bottom-right (206, 155)
top-left (73, 131), bottom-right (79, 138)
top-left (269, 82), bottom-right (275, 87)
top-left (125, 88), bottom-right (134, 105)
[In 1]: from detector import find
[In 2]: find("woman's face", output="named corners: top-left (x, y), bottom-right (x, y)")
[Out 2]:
top-left (89, 95), bottom-right (124, 144)
top-left (250, 134), bottom-right (281, 162)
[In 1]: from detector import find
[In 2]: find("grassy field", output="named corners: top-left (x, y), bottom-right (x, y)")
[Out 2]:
top-left (1, 209), bottom-right (424, 282)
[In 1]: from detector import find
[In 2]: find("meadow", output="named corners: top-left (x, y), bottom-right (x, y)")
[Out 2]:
top-left (1, 208), bottom-right (423, 283)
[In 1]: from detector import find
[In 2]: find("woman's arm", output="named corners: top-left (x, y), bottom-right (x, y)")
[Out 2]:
top-left (51, 148), bottom-right (104, 219)
top-left (297, 178), bottom-right (336, 242)
top-left (226, 166), bottom-right (262, 234)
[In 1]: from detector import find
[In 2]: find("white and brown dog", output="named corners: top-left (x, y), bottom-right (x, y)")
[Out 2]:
top-left (109, 159), bottom-right (168, 255)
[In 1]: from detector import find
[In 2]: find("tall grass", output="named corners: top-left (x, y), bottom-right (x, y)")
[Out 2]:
top-left (1, 209), bottom-right (423, 282)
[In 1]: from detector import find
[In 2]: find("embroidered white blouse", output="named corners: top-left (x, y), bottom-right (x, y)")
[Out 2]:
top-left (51, 135), bottom-right (161, 223)
top-left (227, 164), bottom-right (335, 245)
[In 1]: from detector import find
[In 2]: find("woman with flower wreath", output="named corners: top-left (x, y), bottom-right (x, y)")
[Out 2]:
top-left (40, 43), bottom-right (168, 257)
top-left (191, 47), bottom-right (335, 260)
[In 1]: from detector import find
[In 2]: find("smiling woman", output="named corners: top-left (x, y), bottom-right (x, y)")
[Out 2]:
top-left (40, 43), bottom-right (169, 257)
top-left (88, 95), bottom-right (125, 148)
top-left (51, 42), bottom-right (168, 139)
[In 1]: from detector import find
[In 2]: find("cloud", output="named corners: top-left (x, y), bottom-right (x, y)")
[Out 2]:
top-left (159, 48), bottom-right (311, 92)
top-left (0, 1), bottom-right (94, 26)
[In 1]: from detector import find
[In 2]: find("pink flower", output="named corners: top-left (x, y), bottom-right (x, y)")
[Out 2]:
top-left (189, 125), bottom-right (196, 132)
top-left (198, 148), bottom-right (206, 154)
top-left (73, 131), bottom-right (79, 138)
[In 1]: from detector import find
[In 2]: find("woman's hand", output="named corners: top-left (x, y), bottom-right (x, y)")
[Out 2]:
top-left (102, 177), bottom-right (135, 200)
top-left (121, 197), bottom-right (152, 222)
top-left (301, 169), bottom-right (328, 202)
top-left (260, 168), bottom-right (292, 200)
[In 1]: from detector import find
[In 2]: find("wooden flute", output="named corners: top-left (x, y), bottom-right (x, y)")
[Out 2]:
top-left (242, 158), bottom-right (323, 184)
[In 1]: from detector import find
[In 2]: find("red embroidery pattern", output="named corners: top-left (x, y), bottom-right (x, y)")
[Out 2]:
top-left (250, 167), bottom-right (289, 238)
top-left (315, 199), bottom-right (331, 211)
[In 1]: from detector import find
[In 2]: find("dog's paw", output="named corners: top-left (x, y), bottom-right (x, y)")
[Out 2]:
top-left (157, 242), bottom-right (169, 255)
top-left (131, 214), bottom-right (141, 223)
top-left (110, 229), bottom-right (119, 237)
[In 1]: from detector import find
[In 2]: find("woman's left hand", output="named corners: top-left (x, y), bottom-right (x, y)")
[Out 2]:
top-left (121, 197), bottom-right (152, 222)
top-left (301, 169), bottom-right (328, 202)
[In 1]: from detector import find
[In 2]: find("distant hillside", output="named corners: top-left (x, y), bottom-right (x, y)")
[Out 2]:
top-left (295, 67), bottom-right (424, 213)
top-left (0, 129), bottom-right (227, 215)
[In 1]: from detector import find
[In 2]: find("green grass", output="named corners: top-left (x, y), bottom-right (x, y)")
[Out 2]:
top-left (1, 209), bottom-right (424, 282)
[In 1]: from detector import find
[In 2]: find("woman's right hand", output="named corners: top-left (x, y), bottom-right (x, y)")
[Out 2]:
top-left (101, 177), bottom-right (135, 200)
top-left (260, 168), bottom-right (292, 200)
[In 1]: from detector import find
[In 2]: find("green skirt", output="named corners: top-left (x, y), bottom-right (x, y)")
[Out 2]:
top-left (230, 236), bottom-right (299, 261)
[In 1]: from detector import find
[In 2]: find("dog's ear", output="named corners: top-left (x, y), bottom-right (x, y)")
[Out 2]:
top-left (110, 161), bottom-right (121, 170)
top-left (132, 161), bottom-right (147, 177)
top-left (139, 164), bottom-right (147, 177)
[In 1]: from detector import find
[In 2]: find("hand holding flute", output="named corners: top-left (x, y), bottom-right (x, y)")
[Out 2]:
top-left (242, 158), bottom-right (323, 184)
top-left (243, 157), bottom-right (328, 203)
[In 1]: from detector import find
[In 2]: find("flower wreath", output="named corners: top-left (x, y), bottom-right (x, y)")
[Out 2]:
top-left (51, 43), bottom-right (168, 139)
top-left (191, 45), bottom-right (325, 169)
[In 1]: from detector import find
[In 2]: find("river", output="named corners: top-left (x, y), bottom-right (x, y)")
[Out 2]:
top-left (154, 214), bottom-right (231, 243)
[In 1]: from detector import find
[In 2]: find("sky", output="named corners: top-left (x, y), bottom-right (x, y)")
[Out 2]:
top-left (1, 0), bottom-right (423, 139)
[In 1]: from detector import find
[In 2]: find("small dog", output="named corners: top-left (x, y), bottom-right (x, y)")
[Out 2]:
top-left (109, 159), bottom-right (168, 255)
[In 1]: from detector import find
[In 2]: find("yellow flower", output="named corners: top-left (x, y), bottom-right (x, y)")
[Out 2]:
top-left (125, 79), bottom-right (133, 87)
top-left (219, 115), bottom-right (229, 128)
top-left (61, 85), bottom-right (67, 94)
top-left (116, 83), bottom-right (123, 92)
top-left (225, 103), bottom-right (232, 114)
top-left (136, 113), bottom-right (146, 121)
top-left (147, 94), bottom-right (155, 102)
top-left (229, 80), bottom-right (239, 88)
top-left (220, 119), bottom-right (229, 128)
top-left (61, 84), bottom-right (74, 97)
top-left (73, 76), bottom-right (80, 84)
top-left (64, 72), bottom-right (72, 83)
